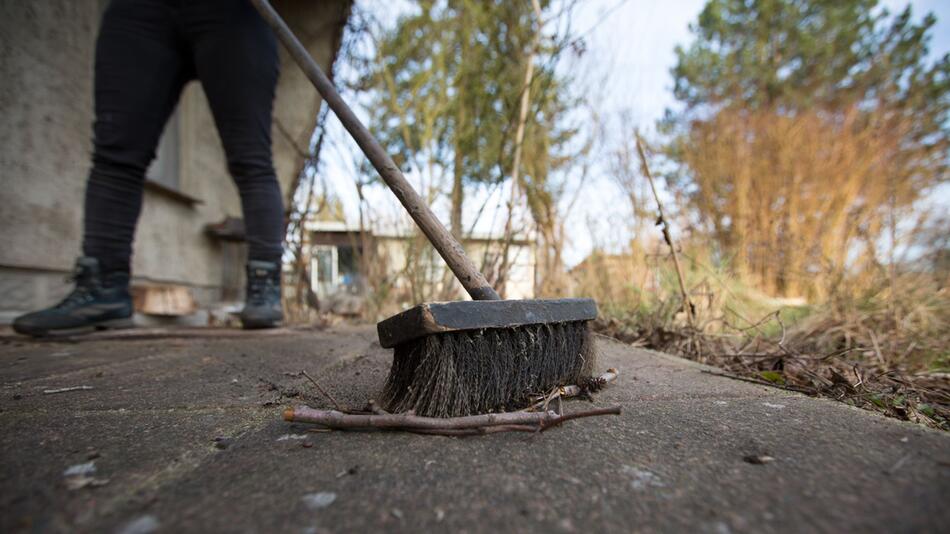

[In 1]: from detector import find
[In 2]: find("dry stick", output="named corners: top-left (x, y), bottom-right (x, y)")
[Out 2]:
top-left (635, 132), bottom-right (694, 324)
top-left (363, 400), bottom-right (389, 415)
top-left (528, 368), bottom-right (620, 410)
top-left (283, 405), bottom-right (621, 431)
top-left (43, 385), bottom-right (94, 395)
top-left (300, 370), bottom-right (343, 411)
top-left (723, 305), bottom-right (799, 360)
top-left (538, 406), bottom-right (624, 432)
top-left (867, 329), bottom-right (887, 369)
top-left (536, 387), bottom-right (561, 412)
top-left (408, 425), bottom-right (539, 437)
top-left (699, 369), bottom-right (814, 394)
top-left (561, 368), bottom-right (619, 397)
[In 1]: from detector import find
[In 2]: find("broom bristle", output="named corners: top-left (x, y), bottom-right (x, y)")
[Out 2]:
top-left (380, 321), bottom-right (596, 417)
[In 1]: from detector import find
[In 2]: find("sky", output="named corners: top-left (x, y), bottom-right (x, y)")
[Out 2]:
top-left (319, 0), bottom-right (950, 267)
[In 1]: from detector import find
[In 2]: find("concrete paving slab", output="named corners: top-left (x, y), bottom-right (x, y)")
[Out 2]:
top-left (0, 326), bottom-right (947, 533)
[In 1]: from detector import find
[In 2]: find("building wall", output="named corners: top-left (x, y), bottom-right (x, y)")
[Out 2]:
top-left (375, 236), bottom-right (537, 304)
top-left (0, 0), bottom-right (349, 319)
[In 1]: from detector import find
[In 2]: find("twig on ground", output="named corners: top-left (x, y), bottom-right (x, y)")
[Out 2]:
top-left (538, 387), bottom-right (561, 412)
top-left (286, 368), bottom-right (622, 436)
top-left (886, 452), bottom-right (914, 475)
top-left (299, 370), bottom-right (343, 411)
top-left (538, 406), bottom-right (624, 431)
top-left (43, 386), bottom-right (94, 395)
top-left (867, 329), bottom-right (886, 369)
top-left (407, 424), bottom-right (540, 436)
top-left (699, 369), bottom-right (814, 394)
top-left (527, 368), bottom-right (620, 410)
top-left (363, 400), bottom-right (389, 415)
top-left (284, 405), bottom-right (621, 434)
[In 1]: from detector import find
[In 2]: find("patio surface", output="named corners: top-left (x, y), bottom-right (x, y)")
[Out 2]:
top-left (0, 325), bottom-right (947, 533)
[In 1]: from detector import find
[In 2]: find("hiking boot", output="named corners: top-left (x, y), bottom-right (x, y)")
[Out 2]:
top-left (239, 260), bottom-right (283, 329)
top-left (13, 257), bottom-right (133, 337)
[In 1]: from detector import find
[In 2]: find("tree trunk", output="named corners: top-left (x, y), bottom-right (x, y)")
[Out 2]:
top-left (450, 161), bottom-right (464, 239)
top-left (497, 0), bottom-right (543, 299)
top-left (449, 4), bottom-right (469, 241)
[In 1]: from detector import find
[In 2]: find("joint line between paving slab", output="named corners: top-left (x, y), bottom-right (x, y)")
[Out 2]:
top-left (0, 405), bottom-right (277, 418)
top-left (69, 410), bottom-right (274, 525)
top-left (1, 350), bottom-right (208, 387)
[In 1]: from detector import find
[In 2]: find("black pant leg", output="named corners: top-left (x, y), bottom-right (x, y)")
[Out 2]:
top-left (185, 1), bottom-right (284, 264)
top-left (83, 0), bottom-right (190, 274)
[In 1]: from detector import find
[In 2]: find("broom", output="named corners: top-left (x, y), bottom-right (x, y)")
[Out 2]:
top-left (251, 0), bottom-right (598, 417)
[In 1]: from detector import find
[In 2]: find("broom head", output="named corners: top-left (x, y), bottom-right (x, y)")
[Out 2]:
top-left (377, 298), bottom-right (598, 417)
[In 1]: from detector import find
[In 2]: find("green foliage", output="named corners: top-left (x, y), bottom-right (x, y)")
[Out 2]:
top-left (668, 0), bottom-right (949, 184)
top-left (360, 0), bottom-right (581, 234)
top-left (672, 0), bottom-right (949, 115)
top-left (759, 370), bottom-right (785, 384)
top-left (361, 1), bottom-right (503, 182)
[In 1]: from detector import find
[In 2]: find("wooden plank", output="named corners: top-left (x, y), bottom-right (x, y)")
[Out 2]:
top-left (131, 285), bottom-right (197, 317)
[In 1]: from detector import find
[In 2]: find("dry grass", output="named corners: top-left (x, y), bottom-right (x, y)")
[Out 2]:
top-left (675, 105), bottom-right (944, 300)
top-left (592, 270), bottom-right (949, 430)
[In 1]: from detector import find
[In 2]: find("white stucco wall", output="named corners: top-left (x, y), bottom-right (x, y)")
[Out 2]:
top-left (0, 1), bottom-right (97, 273)
top-left (376, 236), bottom-right (537, 304)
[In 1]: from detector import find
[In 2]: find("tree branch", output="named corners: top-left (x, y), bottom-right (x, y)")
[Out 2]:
top-left (283, 405), bottom-right (621, 432)
top-left (635, 132), bottom-right (695, 323)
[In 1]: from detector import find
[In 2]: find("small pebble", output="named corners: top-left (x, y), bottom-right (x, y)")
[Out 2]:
top-left (116, 514), bottom-right (159, 534)
top-left (301, 492), bottom-right (336, 510)
top-left (63, 462), bottom-right (97, 477)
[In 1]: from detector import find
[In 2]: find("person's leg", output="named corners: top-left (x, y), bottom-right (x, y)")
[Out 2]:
top-left (185, 0), bottom-right (284, 266)
top-left (184, 1), bottom-right (284, 328)
top-left (13, 0), bottom-right (189, 337)
top-left (83, 0), bottom-right (191, 274)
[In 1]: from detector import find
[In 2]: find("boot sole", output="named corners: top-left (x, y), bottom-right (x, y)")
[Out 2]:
top-left (15, 317), bottom-right (135, 338)
top-left (240, 319), bottom-right (283, 330)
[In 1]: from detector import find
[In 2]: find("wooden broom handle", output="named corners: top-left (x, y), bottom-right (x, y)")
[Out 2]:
top-left (250, 0), bottom-right (500, 301)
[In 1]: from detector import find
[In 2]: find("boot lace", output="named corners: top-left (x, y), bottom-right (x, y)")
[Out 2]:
top-left (54, 268), bottom-right (97, 309)
top-left (247, 270), bottom-right (278, 303)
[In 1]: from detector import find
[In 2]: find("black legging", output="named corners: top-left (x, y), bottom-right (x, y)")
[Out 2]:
top-left (83, 0), bottom-right (284, 274)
